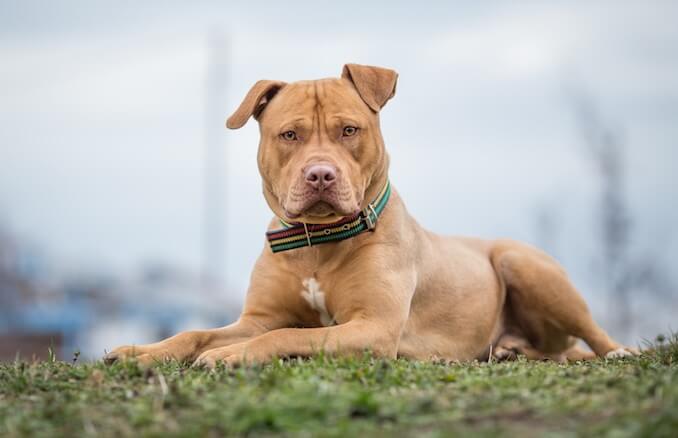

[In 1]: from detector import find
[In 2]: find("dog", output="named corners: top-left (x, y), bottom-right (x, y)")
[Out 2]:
top-left (104, 63), bottom-right (636, 368)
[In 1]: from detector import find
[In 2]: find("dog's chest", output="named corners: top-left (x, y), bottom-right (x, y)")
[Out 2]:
top-left (300, 277), bottom-right (336, 327)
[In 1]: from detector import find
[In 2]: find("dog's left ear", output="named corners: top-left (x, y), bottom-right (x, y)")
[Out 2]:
top-left (341, 63), bottom-right (398, 112)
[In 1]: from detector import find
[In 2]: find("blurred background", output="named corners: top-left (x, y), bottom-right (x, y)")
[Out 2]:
top-left (1, 1), bottom-right (676, 361)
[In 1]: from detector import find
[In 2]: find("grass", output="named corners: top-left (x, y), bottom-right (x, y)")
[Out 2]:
top-left (1, 335), bottom-right (677, 437)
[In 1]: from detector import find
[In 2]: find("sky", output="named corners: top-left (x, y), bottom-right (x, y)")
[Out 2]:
top-left (1, 1), bottom-right (677, 341)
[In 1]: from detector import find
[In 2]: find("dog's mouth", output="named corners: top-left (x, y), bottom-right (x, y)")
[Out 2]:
top-left (285, 200), bottom-right (347, 220)
top-left (284, 195), bottom-right (360, 221)
top-left (281, 175), bottom-right (363, 222)
top-left (302, 201), bottom-right (336, 217)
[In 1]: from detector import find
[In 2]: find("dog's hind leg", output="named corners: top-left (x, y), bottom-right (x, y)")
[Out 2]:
top-left (490, 239), bottom-right (634, 359)
top-left (493, 334), bottom-right (598, 362)
top-left (493, 333), bottom-right (574, 362)
top-left (563, 344), bottom-right (597, 361)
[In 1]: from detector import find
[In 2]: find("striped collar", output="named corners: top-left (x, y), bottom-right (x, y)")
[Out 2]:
top-left (266, 180), bottom-right (391, 253)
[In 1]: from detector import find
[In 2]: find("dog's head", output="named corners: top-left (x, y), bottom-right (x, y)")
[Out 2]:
top-left (227, 64), bottom-right (398, 224)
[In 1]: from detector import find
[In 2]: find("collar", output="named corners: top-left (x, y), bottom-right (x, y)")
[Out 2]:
top-left (266, 180), bottom-right (391, 253)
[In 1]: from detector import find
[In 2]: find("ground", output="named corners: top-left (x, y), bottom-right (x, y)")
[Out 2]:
top-left (0, 335), bottom-right (676, 437)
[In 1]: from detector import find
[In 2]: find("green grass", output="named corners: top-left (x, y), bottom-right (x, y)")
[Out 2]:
top-left (1, 336), bottom-right (677, 437)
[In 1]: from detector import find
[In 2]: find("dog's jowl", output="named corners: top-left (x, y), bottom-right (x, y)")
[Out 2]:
top-left (105, 64), bottom-right (636, 368)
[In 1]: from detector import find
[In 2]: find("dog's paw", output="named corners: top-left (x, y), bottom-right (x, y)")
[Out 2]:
top-left (192, 343), bottom-right (263, 370)
top-left (103, 345), bottom-right (145, 365)
top-left (103, 345), bottom-right (173, 367)
top-left (604, 347), bottom-right (639, 359)
top-left (193, 346), bottom-right (243, 370)
top-left (492, 346), bottom-right (518, 361)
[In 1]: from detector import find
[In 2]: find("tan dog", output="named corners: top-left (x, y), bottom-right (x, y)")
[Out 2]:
top-left (105, 64), bottom-right (635, 368)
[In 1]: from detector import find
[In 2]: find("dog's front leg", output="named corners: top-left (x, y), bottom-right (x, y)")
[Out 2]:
top-left (193, 265), bottom-right (418, 368)
top-left (193, 319), bottom-right (401, 368)
top-left (193, 263), bottom-right (416, 368)
top-left (103, 317), bottom-right (268, 366)
top-left (104, 257), bottom-right (314, 366)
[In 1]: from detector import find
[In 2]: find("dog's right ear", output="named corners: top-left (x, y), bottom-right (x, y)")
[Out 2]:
top-left (226, 80), bottom-right (287, 129)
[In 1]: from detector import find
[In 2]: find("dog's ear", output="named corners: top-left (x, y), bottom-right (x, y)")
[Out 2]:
top-left (226, 80), bottom-right (287, 129)
top-left (341, 63), bottom-right (398, 112)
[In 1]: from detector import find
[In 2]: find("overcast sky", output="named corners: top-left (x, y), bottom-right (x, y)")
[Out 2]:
top-left (1, 1), bottom-right (677, 339)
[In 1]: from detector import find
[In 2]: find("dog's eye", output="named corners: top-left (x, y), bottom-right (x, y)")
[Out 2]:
top-left (342, 126), bottom-right (358, 137)
top-left (281, 130), bottom-right (297, 141)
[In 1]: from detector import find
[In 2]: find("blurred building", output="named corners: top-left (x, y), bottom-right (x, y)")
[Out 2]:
top-left (0, 223), bottom-right (240, 362)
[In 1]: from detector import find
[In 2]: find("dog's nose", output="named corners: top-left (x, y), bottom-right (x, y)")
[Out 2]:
top-left (304, 163), bottom-right (337, 190)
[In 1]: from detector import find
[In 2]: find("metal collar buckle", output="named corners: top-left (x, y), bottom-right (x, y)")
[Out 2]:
top-left (362, 204), bottom-right (378, 231)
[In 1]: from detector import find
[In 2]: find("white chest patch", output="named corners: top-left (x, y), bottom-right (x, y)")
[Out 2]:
top-left (301, 277), bottom-right (336, 327)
